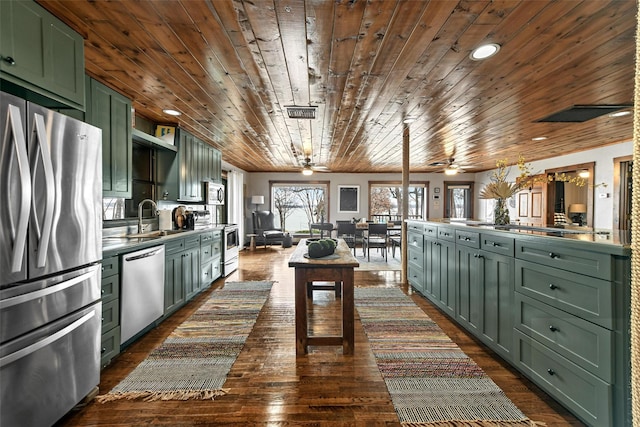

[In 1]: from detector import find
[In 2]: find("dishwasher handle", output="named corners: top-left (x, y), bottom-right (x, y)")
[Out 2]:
top-left (124, 246), bottom-right (163, 262)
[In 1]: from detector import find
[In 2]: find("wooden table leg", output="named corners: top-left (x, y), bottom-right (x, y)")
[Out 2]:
top-left (342, 269), bottom-right (354, 355)
top-left (295, 269), bottom-right (308, 355)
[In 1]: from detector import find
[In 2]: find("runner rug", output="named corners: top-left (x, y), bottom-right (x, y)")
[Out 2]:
top-left (354, 287), bottom-right (537, 427)
top-left (96, 281), bottom-right (273, 402)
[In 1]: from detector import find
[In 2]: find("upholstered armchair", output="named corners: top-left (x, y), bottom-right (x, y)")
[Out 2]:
top-left (252, 211), bottom-right (285, 248)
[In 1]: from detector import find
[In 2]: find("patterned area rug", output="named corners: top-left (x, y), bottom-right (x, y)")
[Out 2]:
top-left (354, 253), bottom-right (401, 271)
top-left (354, 287), bottom-right (537, 427)
top-left (97, 281), bottom-right (273, 402)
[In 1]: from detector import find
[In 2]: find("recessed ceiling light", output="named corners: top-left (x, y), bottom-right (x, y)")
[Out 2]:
top-left (609, 110), bottom-right (631, 118)
top-left (403, 117), bottom-right (416, 124)
top-left (532, 136), bottom-right (547, 141)
top-left (470, 43), bottom-right (501, 61)
top-left (163, 109), bottom-right (181, 116)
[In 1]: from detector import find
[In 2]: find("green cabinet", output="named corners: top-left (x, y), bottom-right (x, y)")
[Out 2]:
top-left (200, 230), bottom-right (222, 288)
top-left (420, 227), bottom-right (456, 318)
top-left (477, 248), bottom-right (514, 360)
top-left (100, 256), bottom-right (121, 368)
top-left (85, 77), bottom-right (132, 198)
top-left (161, 128), bottom-right (222, 202)
top-left (0, 0), bottom-right (85, 110)
top-left (164, 233), bottom-right (204, 316)
top-left (407, 220), bottom-right (631, 427)
top-left (455, 244), bottom-right (481, 335)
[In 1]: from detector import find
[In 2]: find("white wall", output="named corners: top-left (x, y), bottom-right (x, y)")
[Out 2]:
top-left (243, 140), bottom-right (632, 231)
top-left (474, 141), bottom-right (632, 229)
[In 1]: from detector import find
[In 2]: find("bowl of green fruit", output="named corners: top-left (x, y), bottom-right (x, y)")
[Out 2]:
top-left (305, 238), bottom-right (337, 258)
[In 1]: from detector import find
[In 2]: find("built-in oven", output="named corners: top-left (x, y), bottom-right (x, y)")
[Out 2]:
top-left (223, 224), bottom-right (239, 276)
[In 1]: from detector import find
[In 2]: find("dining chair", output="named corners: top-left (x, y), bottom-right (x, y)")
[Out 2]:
top-left (309, 222), bottom-right (335, 239)
top-left (336, 222), bottom-right (357, 256)
top-left (364, 223), bottom-right (388, 261)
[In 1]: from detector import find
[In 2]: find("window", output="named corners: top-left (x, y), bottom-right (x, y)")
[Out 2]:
top-left (368, 181), bottom-right (427, 222)
top-left (444, 182), bottom-right (474, 219)
top-left (269, 181), bottom-right (329, 232)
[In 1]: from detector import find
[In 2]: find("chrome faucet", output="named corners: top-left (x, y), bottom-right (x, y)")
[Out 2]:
top-left (138, 199), bottom-right (158, 234)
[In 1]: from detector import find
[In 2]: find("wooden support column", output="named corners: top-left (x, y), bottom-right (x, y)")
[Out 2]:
top-left (401, 123), bottom-right (409, 285)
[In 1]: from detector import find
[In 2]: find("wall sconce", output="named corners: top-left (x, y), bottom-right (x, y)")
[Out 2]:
top-left (251, 195), bottom-right (264, 212)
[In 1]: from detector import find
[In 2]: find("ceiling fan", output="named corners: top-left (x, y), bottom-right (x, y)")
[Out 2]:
top-left (428, 158), bottom-right (469, 175)
top-left (301, 157), bottom-right (330, 175)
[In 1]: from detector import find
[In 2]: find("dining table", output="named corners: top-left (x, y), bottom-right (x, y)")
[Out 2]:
top-left (288, 238), bottom-right (359, 355)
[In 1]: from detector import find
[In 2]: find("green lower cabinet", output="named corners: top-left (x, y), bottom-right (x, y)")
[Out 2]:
top-left (455, 245), bottom-right (482, 335)
top-left (164, 250), bottom-right (186, 316)
top-left (100, 256), bottom-right (121, 368)
top-left (183, 247), bottom-right (201, 300)
top-left (432, 239), bottom-right (455, 317)
top-left (478, 249), bottom-right (514, 361)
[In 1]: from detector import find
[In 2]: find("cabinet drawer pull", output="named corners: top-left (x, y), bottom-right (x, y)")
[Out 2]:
top-left (491, 242), bottom-right (499, 247)
top-left (473, 253), bottom-right (483, 258)
top-left (549, 252), bottom-right (559, 259)
top-left (465, 237), bottom-right (471, 241)
top-left (101, 347), bottom-right (107, 354)
top-left (548, 283), bottom-right (558, 290)
top-left (547, 369), bottom-right (555, 376)
top-left (549, 325), bottom-right (558, 332)
top-left (2, 56), bottom-right (16, 66)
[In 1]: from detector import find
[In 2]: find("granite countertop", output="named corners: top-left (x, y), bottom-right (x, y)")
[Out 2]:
top-left (102, 225), bottom-right (224, 257)
top-left (408, 219), bottom-right (631, 252)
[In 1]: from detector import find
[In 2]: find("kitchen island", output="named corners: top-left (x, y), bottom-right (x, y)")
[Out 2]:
top-left (406, 219), bottom-right (630, 427)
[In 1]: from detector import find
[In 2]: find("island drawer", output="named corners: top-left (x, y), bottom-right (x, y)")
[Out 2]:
top-left (101, 274), bottom-right (119, 303)
top-left (515, 259), bottom-right (613, 329)
top-left (407, 222), bottom-right (423, 233)
top-left (480, 233), bottom-right (514, 256)
top-left (514, 330), bottom-right (612, 427)
top-left (437, 227), bottom-right (455, 242)
top-left (407, 231), bottom-right (424, 251)
top-left (515, 293), bottom-right (612, 381)
top-left (407, 263), bottom-right (424, 291)
top-left (407, 245), bottom-right (424, 269)
top-left (455, 230), bottom-right (480, 248)
top-left (101, 256), bottom-right (119, 278)
top-left (423, 224), bottom-right (438, 237)
top-left (515, 240), bottom-right (611, 280)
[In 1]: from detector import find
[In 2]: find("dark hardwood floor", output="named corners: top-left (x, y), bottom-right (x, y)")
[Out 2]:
top-left (57, 245), bottom-right (584, 426)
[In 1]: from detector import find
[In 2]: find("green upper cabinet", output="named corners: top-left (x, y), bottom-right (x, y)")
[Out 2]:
top-left (0, 0), bottom-right (85, 110)
top-left (85, 77), bottom-right (132, 198)
top-left (167, 128), bottom-right (221, 202)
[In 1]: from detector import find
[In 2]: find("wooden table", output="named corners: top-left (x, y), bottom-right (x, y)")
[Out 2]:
top-left (288, 239), bottom-right (359, 355)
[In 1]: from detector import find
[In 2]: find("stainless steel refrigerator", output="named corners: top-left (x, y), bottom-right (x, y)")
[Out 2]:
top-left (0, 91), bottom-right (103, 427)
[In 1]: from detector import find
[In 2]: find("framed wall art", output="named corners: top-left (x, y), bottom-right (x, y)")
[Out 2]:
top-left (338, 185), bottom-right (360, 213)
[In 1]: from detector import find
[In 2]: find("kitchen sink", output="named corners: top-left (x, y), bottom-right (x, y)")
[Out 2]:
top-left (125, 230), bottom-right (186, 238)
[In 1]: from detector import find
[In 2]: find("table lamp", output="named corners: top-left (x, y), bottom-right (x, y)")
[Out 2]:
top-left (251, 195), bottom-right (264, 212)
top-left (568, 203), bottom-right (587, 226)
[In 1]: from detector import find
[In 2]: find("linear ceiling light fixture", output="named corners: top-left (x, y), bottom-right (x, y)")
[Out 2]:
top-left (286, 106), bottom-right (317, 119)
top-left (536, 105), bottom-right (633, 122)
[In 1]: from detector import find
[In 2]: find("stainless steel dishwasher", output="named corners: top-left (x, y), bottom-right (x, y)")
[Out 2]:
top-left (121, 245), bottom-right (165, 345)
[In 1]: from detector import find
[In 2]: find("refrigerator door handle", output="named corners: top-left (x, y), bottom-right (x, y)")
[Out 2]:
top-left (3, 105), bottom-right (31, 273)
top-left (31, 113), bottom-right (55, 268)
top-left (0, 310), bottom-right (95, 367)
top-left (0, 269), bottom-right (95, 309)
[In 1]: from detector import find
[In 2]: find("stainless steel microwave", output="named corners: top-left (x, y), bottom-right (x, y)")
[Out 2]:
top-left (205, 181), bottom-right (225, 205)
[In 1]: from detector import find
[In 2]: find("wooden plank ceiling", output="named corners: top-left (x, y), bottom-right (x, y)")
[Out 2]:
top-left (39, 0), bottom-right (636, 174)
